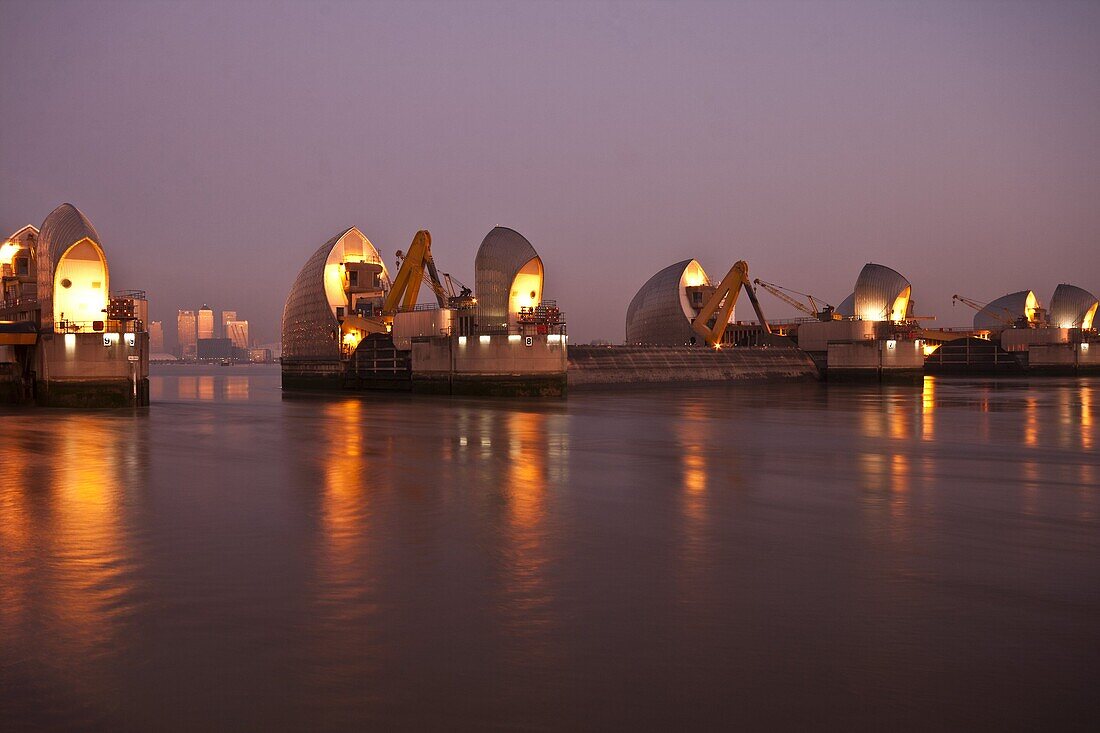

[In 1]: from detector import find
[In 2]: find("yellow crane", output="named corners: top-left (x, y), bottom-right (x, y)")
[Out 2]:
top-left (385, 230), bottom-right (445, 312)
top-left (339, 230), bottom-right (453, 351)
top-left (753, 278), bottom-right (838, 321)
top-left (691, 261), bottom-right (771, 347)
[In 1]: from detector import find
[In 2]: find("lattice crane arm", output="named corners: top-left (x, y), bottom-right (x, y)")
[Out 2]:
top-left (951, 293), bottom-right (1014, 326)
top-left (753, 279), bottom-right (816, 317)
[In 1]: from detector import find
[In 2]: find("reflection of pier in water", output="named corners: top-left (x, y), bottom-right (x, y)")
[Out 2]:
top-left (0, 413), bottom-right (148, 722)
top-left (150, 374), bottom-right (251, 402)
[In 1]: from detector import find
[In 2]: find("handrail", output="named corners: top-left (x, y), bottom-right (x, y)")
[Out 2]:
top-left (474, 322), bottom-right (568, 337)
top-left (110, 289), bottom-right (147, 300)
top-left (55, 319), bottom-right (146, 334)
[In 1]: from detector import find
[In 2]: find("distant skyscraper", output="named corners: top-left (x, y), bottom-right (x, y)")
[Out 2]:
top-left (226, 320), bottom-right (249, 350)
top-left (220, 310), bottom-right (237, 337)
top-left (177, 310), bottom-right (197, 358)
top-left (149, 320), bottom-right (164, 353)
top-left (198, 304), bottom-right (214, 340)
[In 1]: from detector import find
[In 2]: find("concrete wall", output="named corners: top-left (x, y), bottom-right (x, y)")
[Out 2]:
top-left (797, 320), bottom-right (876, 352)
top-left (881, 338), bottom-right (925, 369)
top-left (827, 339), bottom-right (923, 379)
top-left (1028, 342), bottom-right (1100, 372)
top-left (411, 334), bottom-right (568, 396)
top-left (34, 331), bottom-right (149, 406)
top-left (826, 342), bottom-right (881, 370)
top-left (1028, 343), bottom-right (1076, 367)
top-left (412, 334), bottom-right (568, 375)
top-left (1001, 328), bottom-right (1070, 352)
top-left (392, 309), bottom-right (453, 350)
top-left (1083, 343), bottom-right (1100, 369)
top-left (281, 358), bottom-right (345, 390)
top-left (567, 345), bottom-right (817, 387)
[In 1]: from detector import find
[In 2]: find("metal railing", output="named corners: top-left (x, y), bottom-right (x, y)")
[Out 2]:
top-left (395, 302), bottom-right (446, 313)
top-left (56, 319), bottom-right (146, 334)
top-left (471, 321), bottom-right (568, 337)
top-left (1, 296), bottom-right (37, 310)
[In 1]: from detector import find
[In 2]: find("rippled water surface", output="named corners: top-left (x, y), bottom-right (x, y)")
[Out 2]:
top-left (2, 365), bottom-right (1098, 730)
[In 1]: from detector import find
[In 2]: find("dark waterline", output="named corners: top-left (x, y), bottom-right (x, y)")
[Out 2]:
top-left (2, 365), bottom-right (1098, 731)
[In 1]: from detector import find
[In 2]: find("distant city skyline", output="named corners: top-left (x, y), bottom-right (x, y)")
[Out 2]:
top-left (172, 302), bottom-right (258, 357)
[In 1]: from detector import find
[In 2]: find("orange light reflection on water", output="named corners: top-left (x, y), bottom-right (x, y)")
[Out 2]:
top-left (675, 402), bottom-right (712, 596)
top-left (1024, 396), bottom-right (1039, 448)
top-left (318, 399), bottom-right (370, 598)
top-left (0, 414), bottom-right (145, 711)
top-left (1081, 385), bottom-right (1093, 452)
top-left (921, 376), bottom-right (935, 442)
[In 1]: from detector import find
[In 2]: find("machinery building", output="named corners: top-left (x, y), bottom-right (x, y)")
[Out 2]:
top-left (1, 225), bottom-right (40, 322)
top-left (973, 290), bottom-right (1038, 331)
top-left (473, 227), bottom-right (544, 332)
top-left (833, 263), bottom-right (913, 322)
top-left (625, 259), bottom-right (712, 345)
top-left (282, 226), bottom-right (388, 370)
top-left (930, 283), bottom-right (1099, 373)
top-left (562, 257), bottom-right (817, 386)
top-left (794, 262), bottom-right (924, 379)
top-left (0, 203), bottom-right (149, 405)
top-left (1049, 284), bottom-right (1098, 330)
top-left (281, 225), bottom-right (566, 395)
top-left (967, 285), bottom-right (1096, 342)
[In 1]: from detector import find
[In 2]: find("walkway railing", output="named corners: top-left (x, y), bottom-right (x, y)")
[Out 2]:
top-left (56, 319), bottom-right (146, 334)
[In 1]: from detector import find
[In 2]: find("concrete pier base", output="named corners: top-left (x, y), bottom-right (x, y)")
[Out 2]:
top-left (281, 359), bottom-right (346, 391)
top-left (33, 332), bottom-right (149, 407)
top-left (36, 378), bottom-right (149, 408)
top-left (567, 345), bottom-right (818, 387)
top-left (0, 366), bottom-right (28, 403)
top-left (815, 339), bottom-right (925, 381)
top-left (1027, 343), bottom-right (1100, 374)
top-left (411, 334), bottom-right (568, 397)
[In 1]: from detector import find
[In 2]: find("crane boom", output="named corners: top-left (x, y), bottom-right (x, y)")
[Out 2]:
top-left (952, 293), bottom-right (1015, 326)
top-left (692, 261), bottom-right (770, 347)
top-left (753, 278), bottom-right (837, 320)
top-left (339, 229), bottom-right (465, 358)
top-left (753, 279), bottom-right (816, 317)
top-left (384, 230), bottom-right (447, 314)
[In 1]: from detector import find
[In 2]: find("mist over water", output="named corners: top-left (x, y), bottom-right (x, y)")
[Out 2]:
top-left (2, 365), bottom-right (1098, 730)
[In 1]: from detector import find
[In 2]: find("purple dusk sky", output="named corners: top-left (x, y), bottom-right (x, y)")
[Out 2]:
top-left (2, 0), bottom-right (1098, 344)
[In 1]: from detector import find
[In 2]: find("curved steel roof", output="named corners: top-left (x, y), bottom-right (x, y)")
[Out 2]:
top-left (625, 259), bottom-right (708, 345)
top-left (973, 290), bottom-right (1036, 330)
top-left (1049, 284), bottom-right (1098, 329)
top-left (836, 292), bottom-right (855, 317)
top-left (282, 227), bottom-right (384, 361)
top-left (5, 224), bottom-right (39, 242)
top-left (852, 263), bottom-right (911, 321)
top-left (474, 227), bottom-right (541, 329)
top-left (36, 203), bottom-right (104, 331)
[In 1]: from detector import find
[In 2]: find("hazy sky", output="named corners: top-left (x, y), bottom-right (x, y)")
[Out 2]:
top-left (2, 0), bottom-right (1098, 344)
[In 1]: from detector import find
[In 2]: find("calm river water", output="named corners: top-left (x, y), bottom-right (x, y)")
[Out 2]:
top-left (1, 365), bottom-right (1098, 731)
